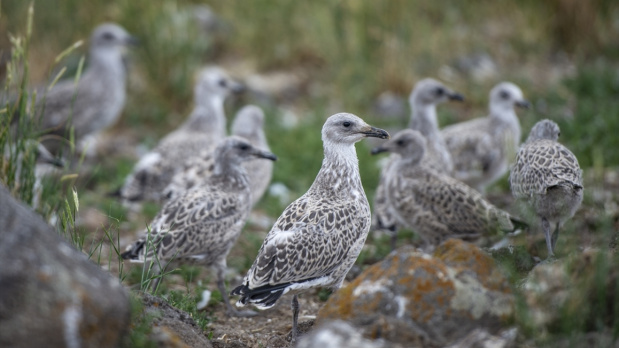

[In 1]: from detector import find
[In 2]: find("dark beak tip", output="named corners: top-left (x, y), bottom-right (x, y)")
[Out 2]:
top-left (232, 84), bottom-right (246, 94)
top-left (371, 147), bottom-right (386, 155)
top-left (259, 152), bottom-right (277, 161)
top-left (126, 36), bottom-right (140, 46)
top-left (517, 100), bottom-right (531, 109)
top-left (450, 93), bottom-right (465, 102)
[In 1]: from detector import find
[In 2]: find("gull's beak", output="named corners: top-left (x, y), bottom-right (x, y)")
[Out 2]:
top-left (371, 145), bottom-right (389, 155)
top-left (515, 99), bottom-right (531, 109)
top-left (48, 157), bottom-right (66, 168)
top-left (362, 126), bottom-right (390, 140)
top-left (254, 149), bottom-right (277, 161)
top-left (229, 80), bottom-right (246, 94)
top-left (449, 92), bottom-right (465, 102)
top-left (36, 144), bottom-right (65, 168)
top-left (125, 35), bottom-right (140, 47)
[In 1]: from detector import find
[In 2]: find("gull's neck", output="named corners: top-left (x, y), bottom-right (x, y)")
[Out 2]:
top-left (212, 156), bottom-right (249, 190)
top-left (309, 141), bottom-right (365, 200)
top-left (408, 102), bottom-right (440, 137)
top-left (182, 95), bottom-right (226, 134)
top-left (88, 48), bottom-right (126, 81)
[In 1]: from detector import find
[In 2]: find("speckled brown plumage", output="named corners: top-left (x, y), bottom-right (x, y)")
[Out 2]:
top-left (122, 136), bottom-right (276, 316)
top-left (164, 105), bottom-right (273, 206)
top-left (231, 113), bottom-right (389, 342)
top-left (372, 129), bottom-right (520, 250)
top-left (120, 67), bottom-right (243, 203)
top-left (509, 119), bottom-right (583, 256)
top-left (30, 24), bottom-right (136, 155)
top-left (373, 78), bottom-right (463, 243)
top-left (441, 82), bottom-right (529, 193)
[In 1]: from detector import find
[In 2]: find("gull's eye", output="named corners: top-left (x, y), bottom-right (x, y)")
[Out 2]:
top-left (102, 32), bottom-right (115, 41)
top-left (499, 91), bottom-right (510, 99)
top-left (218, 79), bottom-right (227, 88)
top-left (238, 144), bottom-right (250, 151)
top-left (396, 139), bottom-right (405, 146)
top-left (436, 87), bottom-right (444, 96)
top-left (342, 121), bottom-right (351, 128)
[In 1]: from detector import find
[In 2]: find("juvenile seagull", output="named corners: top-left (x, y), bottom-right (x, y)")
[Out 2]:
top-left (33, 23), bottom-right (137, 154)
top-left (164, 105), bottom-right (273, 206)
top-left (509, 119), bottom-right (583, 257)
top-left (231, 113), bottom-right (389, 342)
top-left (121, 136), bottom-right (277, 316)
top-left (373, 78), bottom-right (463, 247)
top-left (120, 67), bottom-right (243, 203)
top-left (372, 129), bottom-right (523, 250)
top-left (441, 82), bottom-right (530, 193)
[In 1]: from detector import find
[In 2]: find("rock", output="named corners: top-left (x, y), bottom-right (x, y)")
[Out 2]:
top-left (317, 240), bottom-right (514, 347)
top-left (444, 328), bottom-right (518, 348)
top-left (488, 245), bottom-right (538, 282)
top-left (0, 185), bottom-right (130, 348)
top-left (521, 249), bottom-right (618, 333)
top-left (141, 292), bottom-right (212, 348)
top-left (296, 320), bottom-right (386, 348)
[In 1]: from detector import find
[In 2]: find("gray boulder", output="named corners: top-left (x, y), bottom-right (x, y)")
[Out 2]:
top-left (0, 185), bottom-right (130, 347)
top-left (317, 240), bottom-right (515, 347)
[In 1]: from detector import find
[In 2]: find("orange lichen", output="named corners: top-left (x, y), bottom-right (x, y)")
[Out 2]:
top-left (434, 239), bottom-right (511, 293)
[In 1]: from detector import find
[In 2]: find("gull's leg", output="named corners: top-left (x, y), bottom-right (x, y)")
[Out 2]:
top-left (216, 265), bottom-right (257, 317)
top-left (390, 227), bottom-right (398, 251)
top-left (542, 217), bottom-right (554, 258)
top-left (291, 294), bottom-right (300, 343)
top-left (551, 222), bottom-right (561, 253)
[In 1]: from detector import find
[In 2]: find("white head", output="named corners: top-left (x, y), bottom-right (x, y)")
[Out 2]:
top-left (214, 136), bottom-right (277, 169)
top-left (194, 67), bottom-right (245, 105)
top-left (409, 78), bottom-right (464, 106)
top-left (371, 129), bottom-right (426, 165)
top-left (489, 82), bottom-right (530, 116)
top-left (231, 105), bottom-right (265, 138)
top-left (321, 113), bottom-right (389, 147)
top-left (526, 119), bottom-right (560, 143)
top-left (89, 23), bottom-right (137, 64)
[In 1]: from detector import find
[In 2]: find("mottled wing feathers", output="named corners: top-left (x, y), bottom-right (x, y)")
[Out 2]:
top-left (510, 140), bottom-right (583, 198)
top-left (164, 151), bottom-right (215, 200)
top-left (131, 187), bottom-right (247, 261)
top-left (245, 197), bottom-right (367, 288)
top-left (373, 156), bottom-right (399, 231)
top-left (444, 124), bottom-right (498, 181)
top-left (123, 133), bottom-right (218, 202)
top-left (389, 170), bottom-right (514, 238)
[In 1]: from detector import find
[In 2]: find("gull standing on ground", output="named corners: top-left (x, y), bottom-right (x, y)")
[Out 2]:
top-left (119, 67), bottom-right (244, 203)
top-left (509, 119), bottom-right (583, 257)
top-left (231, 113), bottom-right (389, 342)
top-left (121, 136), bottom-right (277, 316)
top-left (372, 129), bottom-right (524, 250)
top-left (164, 105), bottom-right (273, 206)
top-left (373, 78), bottom-right (463, 248)
top-left (30, 23), bottom-right (137, 155)
top-left (441, 82), bottom-right (530, 193)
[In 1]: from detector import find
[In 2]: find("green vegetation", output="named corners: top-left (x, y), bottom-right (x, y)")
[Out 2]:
top-left (2, 0), bottom-right (618, 346)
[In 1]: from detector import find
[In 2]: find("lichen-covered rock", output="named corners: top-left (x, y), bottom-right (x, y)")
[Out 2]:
top-left (521, 249), bottom-right (618, 333)
top-left (141, 292), bottom-right (213, 348)
top-left (317, 240), bottom-right (514, 347)
top-left (0, 185), bottom-right (130, 348)
top-left (296, 320), bottom-right (386, 348)
top-left (444, 328), bottom-right (517, 348)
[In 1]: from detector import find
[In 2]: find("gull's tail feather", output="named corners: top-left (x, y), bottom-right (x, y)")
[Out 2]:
top-left (230, 282), bottom-right (290, 310)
